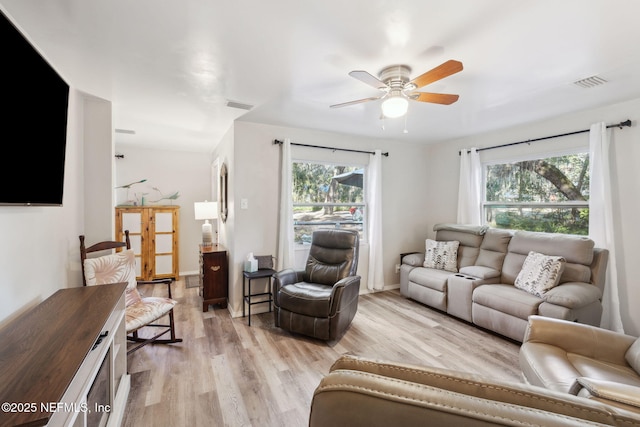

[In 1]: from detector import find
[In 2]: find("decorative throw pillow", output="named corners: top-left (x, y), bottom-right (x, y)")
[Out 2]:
top-left (83, 249), bottom-right (141, 306)
top-left (423, 239), bottom-right (459, 272)
top-left (514, 251), bottom-right (566, 297)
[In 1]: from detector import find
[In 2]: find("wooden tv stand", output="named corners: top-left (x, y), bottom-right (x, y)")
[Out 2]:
top-left (0, 283), bottom-right (130, 427)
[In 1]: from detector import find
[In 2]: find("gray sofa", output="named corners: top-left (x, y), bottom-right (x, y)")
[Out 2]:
top-left (400, 224), bottom-right (609, 342)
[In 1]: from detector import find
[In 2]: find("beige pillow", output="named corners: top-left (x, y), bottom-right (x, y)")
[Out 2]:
top-left (424, 239), bottom-right (459, 272)
top-left (515, 251), bottom-right (566, 297)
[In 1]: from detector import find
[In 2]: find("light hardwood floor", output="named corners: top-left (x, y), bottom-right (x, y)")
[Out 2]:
top-left (122, 279), bottom-right (524, 427)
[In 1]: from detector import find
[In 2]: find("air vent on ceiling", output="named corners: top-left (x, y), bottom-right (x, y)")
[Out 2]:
top-left (226, 100), bottom-right (253, 110)
top-left (573, 75), bottom-right (608, 88)
top-left (115, 128), bottom-right (136, 134)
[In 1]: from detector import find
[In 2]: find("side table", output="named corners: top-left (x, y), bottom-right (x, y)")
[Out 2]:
top-left (242, 268), bottom-right (276, 326)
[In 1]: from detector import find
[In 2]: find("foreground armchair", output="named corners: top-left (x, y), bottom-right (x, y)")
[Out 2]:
top-left (520, 315), bottom-right (640, 414)
top-left (310, 355), bottom-right (640, 426)
top-left (273, 229), bottom-right (360, 341)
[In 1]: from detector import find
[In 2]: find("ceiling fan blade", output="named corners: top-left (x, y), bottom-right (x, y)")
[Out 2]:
top-left (407, 60), bottom-right (463, 90)
top-left (349, 70), bottom-right (388, 91)
top-left (330, 96), bottom-right (382, 109)
top-left (409, 92), bottom-right (460, 105)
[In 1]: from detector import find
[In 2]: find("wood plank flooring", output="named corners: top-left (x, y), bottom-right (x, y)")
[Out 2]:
top-left (122, 279), bottom-right (524, 427)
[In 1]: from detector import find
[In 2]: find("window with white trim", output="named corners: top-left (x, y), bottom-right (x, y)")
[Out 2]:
top-left (483, 150), bottom-right (589, 235)
top-left (292, 161), bottom-right (365, 245)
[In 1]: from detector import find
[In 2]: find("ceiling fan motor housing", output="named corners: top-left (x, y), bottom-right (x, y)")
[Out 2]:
top-left (378, 64), bottom-right (412, 90)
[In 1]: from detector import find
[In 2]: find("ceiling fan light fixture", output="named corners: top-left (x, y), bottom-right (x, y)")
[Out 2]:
top-left (381, 94), bottom-right (408, 118)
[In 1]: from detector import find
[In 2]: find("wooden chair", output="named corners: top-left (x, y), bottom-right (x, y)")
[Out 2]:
top-left (79, 230), bottom-right (182, 355)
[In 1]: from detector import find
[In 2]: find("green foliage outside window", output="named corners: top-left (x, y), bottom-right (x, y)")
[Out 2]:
top-left (292, 162), bottom-right (365, 244)
top-left (484, 152), bottom-right (590, 235)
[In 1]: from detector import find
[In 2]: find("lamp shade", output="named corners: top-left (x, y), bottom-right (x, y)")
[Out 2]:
top-left (194, 201), bottom-right (218, 220)
top-left (381, 95), bottom-right (409, 118)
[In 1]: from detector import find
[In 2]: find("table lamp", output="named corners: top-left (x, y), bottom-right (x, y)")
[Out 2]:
top-left (194, 201), bottom-right (218, 246)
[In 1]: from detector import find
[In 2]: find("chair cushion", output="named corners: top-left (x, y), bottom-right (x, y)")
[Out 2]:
top-left (423, 239), bottom-right (459, 272)
top-left (83, 249), bottom-right (141, 306)
top-left (278, 282), bottom-right (333, 317)
top-left (304, 230), bottom-right (358, 286)
top-left (515, 251), bottom-right (566, 297)
top-left (126, 297), bottom-right (177, 333)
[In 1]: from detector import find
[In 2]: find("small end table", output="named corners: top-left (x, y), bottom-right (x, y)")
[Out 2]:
top-left (242, 268), bottom-right (277, 326)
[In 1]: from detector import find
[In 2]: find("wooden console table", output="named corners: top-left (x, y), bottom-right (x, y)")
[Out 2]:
top-left (200, 244), bottom-right (228, 312)
top-left (0, 283), bottom-right (129, 427)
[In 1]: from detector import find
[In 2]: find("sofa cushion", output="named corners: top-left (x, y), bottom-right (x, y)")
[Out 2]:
top-left (626, 338), bottom-right (640, 374)
top-left (424, 239), bottom-right (459, 272)
top-left (459, 265), bottom-right (500, 279)
top-left (408, 267), bottom-right (452, 292)
top-left (473, 284), bottom-right (542, 318)
top-left (515, 251), bottom-right (566, 298)
top-left (474, 228), bottom-right (512, 271)
top-left (508, 231), bottom-right (594, 264)
top-left (435, 225), bottom-right (484, 268)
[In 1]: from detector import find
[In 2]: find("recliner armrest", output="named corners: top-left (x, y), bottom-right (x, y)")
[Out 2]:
top-left (332, 275), bottom-right (360, 288)
top-left (577, 377), bottom-right (640, 409)
top-left (402, 253), bottom-right (425, 266)
top-left (523, 315), bottom-right (636, 365)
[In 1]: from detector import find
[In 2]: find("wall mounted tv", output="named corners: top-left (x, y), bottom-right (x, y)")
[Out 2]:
top-left (2, 10), bottom-right (69, 206)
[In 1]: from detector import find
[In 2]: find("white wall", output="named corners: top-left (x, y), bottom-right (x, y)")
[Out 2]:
top-left (424, 97), bottom-right (640, 336)
top-left (113, 145), bottom-right (214, 275)
top-left (0, 89), bottom-right (113, 326)
top-left (223, 121), bottom-right (430, 317)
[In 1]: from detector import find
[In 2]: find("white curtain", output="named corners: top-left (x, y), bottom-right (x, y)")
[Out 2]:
top-left (366, 149), bottom-right (384, 291)
top-left (589, 122), bottom-right (624, 332)
top-left (276, 138), bottom-right (294, 270)
top-left (457, 147), bottom-right (482, 225)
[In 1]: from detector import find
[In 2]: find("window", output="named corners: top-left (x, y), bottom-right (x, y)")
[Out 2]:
top-left (292, 161), bottom-right (365, 245)
top-left (483, 151), bottom-right (589, 235)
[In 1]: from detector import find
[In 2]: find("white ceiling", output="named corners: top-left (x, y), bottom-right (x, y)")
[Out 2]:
top-left (2, 0), bottom-right (640, 152)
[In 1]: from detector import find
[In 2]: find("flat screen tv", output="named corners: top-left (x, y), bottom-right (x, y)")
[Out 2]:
top-left (1, 10), bottom-right (69, 206)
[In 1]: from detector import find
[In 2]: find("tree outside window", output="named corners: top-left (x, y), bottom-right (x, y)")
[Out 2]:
top-left (292, 162), bottom-right (365, 245)
top-left (484, 152), bottom-right (589, 235)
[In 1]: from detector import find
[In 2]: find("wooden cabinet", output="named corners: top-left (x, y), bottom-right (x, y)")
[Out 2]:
top-left (200, 244), bottom-right (228, 311)
top-left (115, 205), bottom-right (179, 280)
top-left (0, 283), bottom-right (129, 427)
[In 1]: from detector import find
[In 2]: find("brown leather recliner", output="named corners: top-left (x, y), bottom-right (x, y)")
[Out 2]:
top-left (273, 229), bottom-right (360, 341)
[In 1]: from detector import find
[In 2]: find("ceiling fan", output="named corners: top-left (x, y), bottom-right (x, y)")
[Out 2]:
top-left (330, 60), bottom-right (463, 118)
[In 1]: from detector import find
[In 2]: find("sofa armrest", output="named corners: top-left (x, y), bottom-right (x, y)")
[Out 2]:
top-left (309, 355), bottom-right (631, 427)
top-left (402, 252), bottom-right (424, 266)
top-left (523, 315), bottom-right (636, 365)
top-left (577, 377), bottom-right (640, 410)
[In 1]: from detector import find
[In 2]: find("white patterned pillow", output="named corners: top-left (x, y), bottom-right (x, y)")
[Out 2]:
top-left (515, 251), bottom-right (566, 297)
top-left (424, 239), bottom-right (459, 272)
top-left (83, 249), bottom-right (141, 306)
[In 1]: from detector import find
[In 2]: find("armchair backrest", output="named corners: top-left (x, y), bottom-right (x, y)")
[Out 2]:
top-left (304, 230), bottom-right (359, 286)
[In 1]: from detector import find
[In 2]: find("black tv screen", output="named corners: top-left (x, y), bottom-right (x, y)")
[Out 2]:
top-left (2, 10), bottom-right (69, 206)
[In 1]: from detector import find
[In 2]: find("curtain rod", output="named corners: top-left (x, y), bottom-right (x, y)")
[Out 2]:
top-left (459, 119), bottom-right (632, 155)
top-left (273, 139), bottom-right (389, 157)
